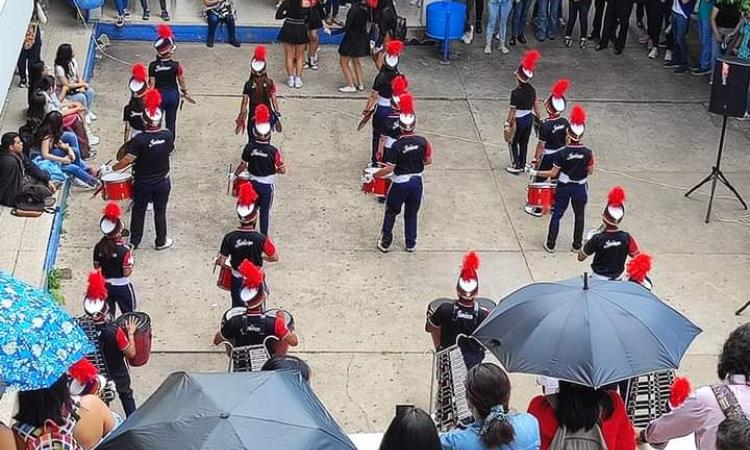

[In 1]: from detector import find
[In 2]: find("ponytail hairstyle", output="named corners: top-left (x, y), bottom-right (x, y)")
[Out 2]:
top-left (466, 363), bottom-right (515, 448)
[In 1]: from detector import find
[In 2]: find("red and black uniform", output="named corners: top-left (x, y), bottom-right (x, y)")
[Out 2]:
top-left (427, 301), bottom-right (490, 368)
top-left (219, 229), bottom-right (277, 308)
top-left (148, 58), bottom-right (183, 134)
top-left (220, 307), bottom-right (292, 356)
top-left (546, 144), bottom-right (594, 250)
top-left (509, 83), bottom-right (537, 170)
top-left (535, 115), bottom-right (569, 179)
top-left (240, 140), bottom-right (284, 236)
top-left (583, 230), bottom-right (639, 280)
top-left (93, 240), bottom-right (136, 317)
top-left (96, 321), bottom-right (136, 415)
top-left (370, 66), bottom-right (399, 166)
top-left (242, 76), bottom-right (277, 142)
top-left (122, 96), bottom-right (146, 139)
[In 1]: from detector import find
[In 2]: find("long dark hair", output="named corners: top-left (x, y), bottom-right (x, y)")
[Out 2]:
top-left (54, 44), bottom-right (75, 78)
top-left (35, 111), bottom-right (64, 147)
top-left (554, 382), bottom-right (615, 432)
top-left (27, 91), bottom-right (47, 123)
top-left (379, 407), bottom-right (441, 450)
top-left (718, 323), bottom-right (750, 380)
top-left (14, 375), bottom-right (79, 427)
top-left (28, 60), bottom-right (47, 103)
top-left (466, 363), bottom-right (515, 448)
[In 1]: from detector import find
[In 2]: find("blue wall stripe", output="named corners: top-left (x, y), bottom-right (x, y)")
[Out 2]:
top-left (42, 180), bottom-right (71, 289)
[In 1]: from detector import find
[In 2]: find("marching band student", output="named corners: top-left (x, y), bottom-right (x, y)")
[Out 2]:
top-left (216, 183), bottom-right (279, 308)
top-left (526, 79), bottom-right (570, 217)
top-left (362, 40), bottom-right (404, 167)
top-left (377, 75), bottom-right (408, 163)
top-left (123, 63), bottom-right (148, 143)
top-left (93, 202), bottom-right (137, 317)
top-left (505, 50), bottom-right (541, 174)
top-left (235, 46), bottom-right (281, 142)
top-left (149, 25), bottom-right (190, 135)
top-left (579, 186), bottom-right (640, 280)
top-left (234, 105), bottom-right (286, 236)
top-left (213, 260), bottom-right (299, 356)
top-left (426, 251), bottom-right (491, 369)
top-left (526, 105), bottom-right (593, 253)
top-left (375, 93), bottom-right (432, 253)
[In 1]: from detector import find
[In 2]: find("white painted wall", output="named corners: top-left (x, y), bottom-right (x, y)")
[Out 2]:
top-left (0, 0), bottom-right (34, 110)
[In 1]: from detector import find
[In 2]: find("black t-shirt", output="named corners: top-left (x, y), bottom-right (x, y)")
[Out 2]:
top-left (583, 230), bottom-right (638, 279)
top-left (219, 229), bottom-right (275, 269)
top-left (148, 59), bottom-right (182, 90)
top-left (539, 116), bottom-right (569, 151)
top-left (382, 111), bottom-right (401, 141)
top-left (243, 77), bottom-right (276, 122)
top-left (122, 96), bottom-right (145, 131)
top-left (220, 308), bottom-right (289, 351)
top-left (241, 141), bottom-right (283, 177)
top-left (127, 129), bottom-right (174, 184)
top-left (714, 3), bottom-right (740, 28)
top-left (428, 301), bottom-right (490, 365)
top-left (510, 83), bottom-right (536, 111)
top-left (93, 240), bottom-right (132, 279)
top-left (553, 144), bottom-right (594, 182)
top-left (385, 133), bottom-right (432, 176)
top-left (372, 67), bottom-right (399, 97)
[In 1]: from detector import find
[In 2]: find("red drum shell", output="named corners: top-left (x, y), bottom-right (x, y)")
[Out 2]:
top-left (115, 312), bottom-right (151, 367)
top-left (217, 265), bottom-right (233, 291)
top-left (362, 168), bottom-right (391, 198)
top-left (526, 183), bottom-right (556, 214)
top-left (101, 172), bottom-right (133, 201)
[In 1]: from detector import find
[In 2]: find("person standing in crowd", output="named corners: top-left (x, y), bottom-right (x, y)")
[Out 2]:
top-left (596, 0), bottom-right (635, 54)
top-left (94, 202), bottom-right (138, 317)
top-left (510, 0), bottom-right (531, 45)
top-left (639, 323), bottom-right (750, 450)
top-left (484, 0), bottom-right (512, 54)
top-left (589, 0), bottom-right (607, 40)
top-left (461, 0), bottom-right (484, 44)
top-left (36, 111), bottom-right (100, 189)
top-left (526, 105), bottom-right (593, 253)
top-left (234, 105), bottom-right (286, 236)
top-left (693, 0), bottom-right (715, 75)
top-left (17, 0), bottom-right (45, 88)
top-left (529, 381), bottom-right (636, 450)
top-left (262, 355), bottom-right (312, 382)
top-left (123, 63), bottom-right (148, 142)
top-left (138, 0), bottom-right (171, 21)
top-left (277, 0), bottom-right (310, 89)
top-left (526, 79), bottom-right (569, 217)
top-left (329, 0), bottom-right (369, 92)
top-left (110, 89), bottom-right (174, 251)
top-left (236, 46), bottom-right (281, 142)
top-left (441, 363), bottom-right (541, 450)
top-left (213, 260), bottom-right (299, 356)
top-left (716, 419), bottom-right (750, 450)
top-left (363, 40), bottom-right (403, 166)
top-left (379, 407), bottom-right (441, 450)
top-left (54, 44), bottom-right (96, 124)
top-left (663, 0), bottom-right (697, 73)
top-left (375, 93), bottom-right (431, 253)
top-left (304, 0), bottom-right (324, 70)
top-left (0, 132), bottom-right (55, 208)
top-left (149, 25), bottom-right (189, 136)
top-left (645, 0), bottom-right (666, 58)
top-left (81, 271), bottom-right (140, 417)
top-left (217, 183), bottom-right (279, 307)
top-left (505, 50), bottom-right (541, 174)
top-left (710, 1), bottom-right (741, 79)
top-left (535, 0), bottom-right (561, 41)
top-left (426, 251), bottom-right (491, 369)
top-left (579, 187), bottom-right (641, 280)
top-left (203, 0), bottom-right (241, 48)
top-left (564, 0), bottom-right (591, 47)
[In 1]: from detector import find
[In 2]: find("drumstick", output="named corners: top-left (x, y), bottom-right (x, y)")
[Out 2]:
top-left (226, 163), bottom-right (233, 196)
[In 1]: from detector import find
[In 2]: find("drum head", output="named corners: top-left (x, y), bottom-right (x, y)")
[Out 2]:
top-left (363, 167), bottom-right (379, 175)
top-left (237, 171), bottom-right (251, 180)
top-left (115, 311), bottom-right (151, 332)
top-left (101, 171), bottom-right (132, 182)
top-left (528, 182), bottom-right (556, 188)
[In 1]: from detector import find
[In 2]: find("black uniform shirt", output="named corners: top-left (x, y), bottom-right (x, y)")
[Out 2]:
top-left (148, 59), bottom-right (182, 90)
top-left (122, 96), bottom-right (145, 132)
top-left (583, 230), bottom-right (639, 279)
top-left (127, 129), bottom-right (174, 184)
top-left (510, 83), bottom-right (536, 111)
top-left (428, 301), bottom-right (490, 366)
top-left (243, 77), bottom-right (276, 123)
top-left (93, 241), bottom-right (133, 279)
top-left (539, 116), bottom-right (569, 150)
top-left (553, 144), bottom-right (594, 182)
top-left (372, 67), bottom-right (398, 98)
top-left (219, 229), bottom-right (276, 269)
top-left (241, 142), bottom-right (284, 177)
top-left (96, 321), bottom-right (129, 380)
top-left (385, 133), bottom-right (432, 176)
top-left (220, 308), bottom-right (290, 351)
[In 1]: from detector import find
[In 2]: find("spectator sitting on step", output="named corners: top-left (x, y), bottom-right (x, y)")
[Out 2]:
top-left (0, 132), bottom-right (55, 209)
top-left (54, 43), bottom-right (97, 124)
top-left (203, 0), bottom-right (241, 48)
top-left (34, 111), bottom-right (100, 189)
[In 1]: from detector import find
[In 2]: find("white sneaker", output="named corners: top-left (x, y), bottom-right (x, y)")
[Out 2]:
top-left (88, 135), bottom-right (100, 146)
top-left (294, 77), bottom-right (303, 89)
top-left (85, 114), bottom-right (92, 125)
top-left (664, 50), bottom-right (672, 62)
top-left (648, 47), bottom-right (658, 59)
top-left (499, 43), bottom-right (510, 54)
top-left (484, 44), bottom-right (492, 54)
top-left (147, 202), bottom-right (153, 211)
top-left (287, 76), bottom-right (295, 88)
top-left (462, 26), bottom-right (474, 44)
top-left (338, 85), bottom-right (357, 93)
top-left (88, 112), bottom-right (97, 121)
top-left (155, 237), bottom-right (174, 250)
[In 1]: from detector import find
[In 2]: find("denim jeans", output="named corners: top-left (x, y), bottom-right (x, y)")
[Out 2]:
top-left (486, 0), bottom-right (513, 43)
top-left (546, 182), bottom-right (588, 249)
top-left (250, 180), bottom-right (275, 236)
top-left (671, 12), bottom-right (690, 69)
top-left (130, 177), bottom-right (171, 247)
top-left (511, 0), bottom-right (531, 37)
top-left (51, 133), bottom-right (97, 186)
top-left (139, 0), bottom-right (167, 12)
top-left (207, 10), bottom-right (238, 43)
top-left (381, 177), bottom-right (423, 249)
top-left (17, 28), bottom-right (41, 82)
top-left (158, 87), bottom-right (180, 136)
top-left (67, 87), bottom-right (95, 113)
top-left (535, 0), bottom-right (561, 39)
top-left (697, 15), bottom-right (713, 70)
top-left (113, 0), bottom-right (128, 15)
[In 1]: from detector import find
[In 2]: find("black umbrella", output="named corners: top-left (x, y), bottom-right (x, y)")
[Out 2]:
top-left (473, 274), bottom-right (702, 388)
top-left (98, 371), bottom-right (357, 450)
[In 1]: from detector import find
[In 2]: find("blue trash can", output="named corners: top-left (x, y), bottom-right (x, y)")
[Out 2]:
top-left (425, 1), bottom-right (466, 41)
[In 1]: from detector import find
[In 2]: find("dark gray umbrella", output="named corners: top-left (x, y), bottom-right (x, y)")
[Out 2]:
top-left (473, 275), bottom-right (702, 388)
top-left (97, 371), bottom-right (357, 450)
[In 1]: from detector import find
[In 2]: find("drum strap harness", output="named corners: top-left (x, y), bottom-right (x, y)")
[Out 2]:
top-left (711, 383), bottom-right (749, 421)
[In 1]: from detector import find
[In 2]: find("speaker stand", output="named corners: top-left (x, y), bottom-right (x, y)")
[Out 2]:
top-left (685, 115), bottom-right (748, 223)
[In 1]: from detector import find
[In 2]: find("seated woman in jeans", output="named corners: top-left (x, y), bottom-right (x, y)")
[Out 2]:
top-left (203, 0), bottom-right (241, 48)
top-left (35, 111), bottom-right (100, 189)
top-left (54, 43), bottom-right (96, 124)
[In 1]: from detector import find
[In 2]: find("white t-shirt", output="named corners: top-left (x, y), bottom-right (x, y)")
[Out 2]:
top-left (54, 58), bottom-right (80, 96)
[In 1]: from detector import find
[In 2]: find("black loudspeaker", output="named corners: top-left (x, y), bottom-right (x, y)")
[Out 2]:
top-left (709, 57), bottom-right (750, 118)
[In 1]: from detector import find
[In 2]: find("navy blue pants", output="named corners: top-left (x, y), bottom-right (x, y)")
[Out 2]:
top-left (130, 177), bottom-right (171, 248)
top-left (371, 105), bottom-right (392, 165)
top-left (510, 114), bottom-right (533, 169)
top-left (106, 283), bottom-right (137, 318)
top-left (111, 372), bottom-right (136, 416)
top-left (159, 87), bottom-right (180, 136)
top-left (546, 182), bottom-right (587, 249)
top-left (251, 180), bottom-right (274, 236)
top-left (534, 151), bottom-right (557, 183)
top-left (381, 177), bottom-right (423, 249)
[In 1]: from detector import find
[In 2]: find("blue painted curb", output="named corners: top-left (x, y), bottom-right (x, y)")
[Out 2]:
top-left (42, 180), bottom-right (71, 290)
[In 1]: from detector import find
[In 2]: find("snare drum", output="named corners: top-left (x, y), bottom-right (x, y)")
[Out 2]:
top-left (217, 265), bottom-right (233, 291)
top-left (101, 172), bottom-right (133, 201)
top-left (115, 312), bottom-right (152, 367)
top-left (362, 167), bottom-right (391, 198)
top-left (526, 182), bottom-right (556, 213)
top-left (232, 172), bottom-right (251, 198)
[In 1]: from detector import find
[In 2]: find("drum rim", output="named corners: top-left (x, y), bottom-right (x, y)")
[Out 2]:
top-left (101, 172), bottom-right (133, 182)
top-left (528, 182), bottom-right (556, 188)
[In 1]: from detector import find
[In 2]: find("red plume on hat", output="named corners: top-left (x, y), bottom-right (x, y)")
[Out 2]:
top-left (570, 104), bottom-right (587, 126)
top-left (627, 253), bottom-right (652, 283)
top-left (254, 45), bottom-right (267, 61)
top-left (143, 88), bottom-right (162, 118)
top-left (255, 104), bottom-right (271, 124)
top-left (551, 79), bottom-right (570, 98)
top-left (399, 94), bottom-right (414, 116)
top-left (237, 182), bottom-right (258, 208)
top-left (86, 271), bottom-right (108, 300)
top-left (386, 40), bottom-right (405, 57)
top-left (460, 251), bottom-right (480, 280)
top-left (608, 186), bottom-right (626, 207)
top-left (131, 63), bottom-right (147, 83)
top-left (103, 202), bottom-right (122, 222)
top-left (457, 251), bottom-right (480, 298)
top-left (367, 0), bottom-right (378, 8)
top-left (391, 75), bottom-right (409, 97)
top-left (69, 358), bottom-right (98, 384)
top-left (238, 259), bottom-right (264, 289)
top-left (157, 24), bottom-right (173, 39)
top-left (669, 376), bottom-right (692, 408)
top-left (521, 49), bottom-right (540, 72)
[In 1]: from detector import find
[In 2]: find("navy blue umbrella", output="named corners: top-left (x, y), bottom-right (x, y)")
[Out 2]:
top-left (98, 371), bottom-right (357, 450)
top-left (473, 275), bottom-right (702, 388)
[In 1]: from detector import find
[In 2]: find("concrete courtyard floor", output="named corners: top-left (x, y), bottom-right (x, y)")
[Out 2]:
top-left (55, 39), bottom-right (750, 432)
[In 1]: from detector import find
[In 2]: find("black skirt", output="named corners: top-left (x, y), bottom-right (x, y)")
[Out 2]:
top-left (338, 31), bottom-right (370, 57)
top-left (278, 20), bottom-right (310, 44)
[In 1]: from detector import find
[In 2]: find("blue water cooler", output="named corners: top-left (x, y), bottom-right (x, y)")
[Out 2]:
top-left (425, 1), bottom-right (466, 62)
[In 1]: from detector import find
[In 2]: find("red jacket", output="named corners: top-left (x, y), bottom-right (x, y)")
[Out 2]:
top-left (527, 392), bottom-right (636, 450)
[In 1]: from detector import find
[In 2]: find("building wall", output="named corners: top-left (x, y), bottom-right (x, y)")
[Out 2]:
top-left (0, 0), bottom-right (33, 109)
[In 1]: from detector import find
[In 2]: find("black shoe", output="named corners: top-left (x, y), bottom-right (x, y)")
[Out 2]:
top-left (207, 40), bottom-right (214, 48)
top-left (160, 10), bottom-right (170, 21)
top-left (142, 9), bottom-right (150, 20)
top-left (475, 22), bottom-right (482, 34)
top-left (509, 37), bottom-right (516, 46)
top-left (595, 43), bottom-right (607, 51)
top-left (637, 20), bottom-right (645, 29)
top-left (614, 47), bottom-right (623, 55)
top-left (587, 33), bottom-right (599, 41)
top-left (229, 39), bottom-right (241, 48)
top-left (547, 34), bottom-right (555, 40)
top-left (518, 35), bottom-right (527, 44)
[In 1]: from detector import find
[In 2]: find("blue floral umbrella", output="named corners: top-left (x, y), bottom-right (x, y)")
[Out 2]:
top-left (0, 271), bottom-right (92, 391)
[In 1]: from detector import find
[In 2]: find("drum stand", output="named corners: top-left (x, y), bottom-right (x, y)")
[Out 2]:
top-left (684, 116), bottom-right (747, 223)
